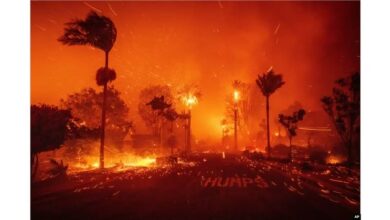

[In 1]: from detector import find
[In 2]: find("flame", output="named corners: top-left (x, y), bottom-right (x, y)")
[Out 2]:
top-left (68, 153), bottom-right (157, 173)
top-left (181, 94), bottom-right (198, 109)
top-left (92, 162), bottom-right (99, 168)
top-left (326, 155), bottom-right (344, 165)
top-left (123, 157), bottom-right (156, 167)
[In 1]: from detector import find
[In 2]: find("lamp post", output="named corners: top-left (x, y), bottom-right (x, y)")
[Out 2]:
top-left (187, 109), bottom-right (191, 153)
top-left (233, 90), bottom-right (239, 152)
top-left (183, 94), bottom-right (197, 153)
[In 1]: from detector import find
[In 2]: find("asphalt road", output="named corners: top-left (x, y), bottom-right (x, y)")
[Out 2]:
top-left (32, 154), bottom-right (360, 220)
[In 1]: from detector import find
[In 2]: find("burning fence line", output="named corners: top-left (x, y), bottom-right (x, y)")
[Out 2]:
top-left (200, 175), bottom-right (269, 188)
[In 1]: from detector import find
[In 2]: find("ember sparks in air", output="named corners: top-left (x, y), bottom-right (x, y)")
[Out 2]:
top-left (31, 1), bottom-right (360, 220)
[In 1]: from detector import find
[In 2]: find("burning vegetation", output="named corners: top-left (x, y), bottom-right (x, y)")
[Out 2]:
top-left (31, 3), bottom-right (360, 219)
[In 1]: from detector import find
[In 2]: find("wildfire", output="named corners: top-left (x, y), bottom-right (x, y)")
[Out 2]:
top-left (123, 157), bottom-right (156, 167)
top-left (326, 155), bottom-right (344, 165)
top-left (69, 153), bottom-right (157, 173)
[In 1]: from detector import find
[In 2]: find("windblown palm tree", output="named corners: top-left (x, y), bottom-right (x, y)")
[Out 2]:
top-left (59, 11), bottom-right (117, 169)
top-left (256, 68), bottom-right (285, 158)
top-left (146, 96), bottom-right (172, 113)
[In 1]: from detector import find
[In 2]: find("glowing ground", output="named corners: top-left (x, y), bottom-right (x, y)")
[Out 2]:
top-left (32, 154), bottom-right (359, 220)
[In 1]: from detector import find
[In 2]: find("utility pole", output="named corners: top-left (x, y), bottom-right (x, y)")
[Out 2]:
top-left (182, 93), bottom-right (197, 155)
top-left (234, 105), bottom-right (238, 151)
top-left (188, 109), bottom-right (191, 153)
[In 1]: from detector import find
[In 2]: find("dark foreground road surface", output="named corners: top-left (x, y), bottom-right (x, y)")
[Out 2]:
top-left (32, 153), bottom-right (360, 220)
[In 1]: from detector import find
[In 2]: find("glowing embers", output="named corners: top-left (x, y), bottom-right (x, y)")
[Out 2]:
top-left (326, 155), bottom-right (345, 165)
top-left (69, 154), bottom-right (157, 173)
top-left (200, 175), bottom-right (269, 188)
top-left (122, 156), bottom-right (156, 168)
top-left (180, 94), bottom-right (198, 109)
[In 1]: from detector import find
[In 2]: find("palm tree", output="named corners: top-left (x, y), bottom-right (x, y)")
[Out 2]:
top-left (146, 96), bottom-right (172, 148)
top-left (255, 68), bottom-right (285, 158)
top-left (59, 11), bottom-right (117, 169)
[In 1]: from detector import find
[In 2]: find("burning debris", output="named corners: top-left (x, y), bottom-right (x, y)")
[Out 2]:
top-left (68, 153), bottom-right (158, 173)
top-left (326, 155), bottom-right (345, 165)
top-left (31, 2), bottom-right (360, 219)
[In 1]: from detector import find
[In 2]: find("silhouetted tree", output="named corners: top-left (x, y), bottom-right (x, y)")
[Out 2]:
top-left (278, 109), bottom-right (306, 161)
top-left (59, 11), bottom-right (117, 169)
top-left (163, 107), bottom-right (179, 123)
top-left (147, 96), bottom-right (172, 112)
top-left (139, 85), bottom-right (174, 135)
top-left (321, 72), bottom-right (360, 165)
top-left (161, 105), bottom-right (180, 155)
top-left (61, 87), bottom-right (132, 152)
top-left (31, 105), bottom-right (73, 180)
top-left (275, 101), bottom-right (304, 144)
top-left (147, 96), bottom-right (176, 148)
top-left (256, 68), bottom-right (285, 158)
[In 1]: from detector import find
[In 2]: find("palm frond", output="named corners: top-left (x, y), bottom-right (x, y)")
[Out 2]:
top-left (256, 69), bottom-right (285, 96)
top-left (59, 11), bottom-right (117, 52)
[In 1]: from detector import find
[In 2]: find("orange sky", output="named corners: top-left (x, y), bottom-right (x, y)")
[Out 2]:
top-left (31, 1), bottom-right (360, 140)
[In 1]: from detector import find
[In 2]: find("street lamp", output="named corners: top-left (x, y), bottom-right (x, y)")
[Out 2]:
top-left (182, 94), bottom-right (198, 153)
top-left (233, 90), bottom-right (240, 102)
top-left (233, 90), bottom-right (239, 152)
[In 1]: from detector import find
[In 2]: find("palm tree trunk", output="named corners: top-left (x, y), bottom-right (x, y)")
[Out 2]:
top-left (99, 51), bottom-right (109, 169)
top-left (266, 96), bottom-right (271, 158)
